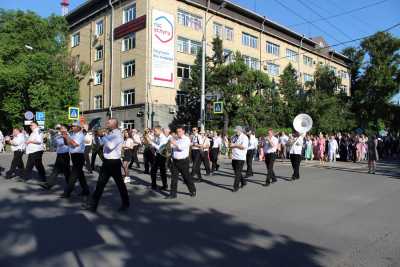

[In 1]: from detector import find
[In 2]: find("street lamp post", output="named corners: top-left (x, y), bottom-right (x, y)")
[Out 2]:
top-left (200, 0), bottom-right (225, 132)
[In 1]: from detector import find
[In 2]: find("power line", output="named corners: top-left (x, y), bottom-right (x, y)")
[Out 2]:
top-left (289, 0), bottom-right (389, 29)
top-left (295, 0), bottom-right (353, 40)
top-left (273, 0), bottom-right (342, 43)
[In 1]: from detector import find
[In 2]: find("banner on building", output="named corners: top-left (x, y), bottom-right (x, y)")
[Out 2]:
top-left (151, 9), bottom-right (175, 88)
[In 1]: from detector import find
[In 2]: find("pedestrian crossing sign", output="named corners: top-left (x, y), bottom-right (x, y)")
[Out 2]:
top-left (68, 107), bottom-right (80, 120)
top-left (213, 101), bottom-right (223, 114)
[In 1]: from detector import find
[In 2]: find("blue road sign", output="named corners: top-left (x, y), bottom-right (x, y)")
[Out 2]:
top-left (24, 111), bottom-right (34, 120)
top-left (36, 112), bottom-right (45, 121)
top-left (68, 107), bottom-right (80, 120)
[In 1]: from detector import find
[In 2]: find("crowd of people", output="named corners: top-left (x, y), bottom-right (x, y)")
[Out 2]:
top-left (0, 121), bottom-right (399, 212)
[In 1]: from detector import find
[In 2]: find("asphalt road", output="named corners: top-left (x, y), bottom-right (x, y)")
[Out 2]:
top-left (0, 152), bottom-right (399, 267)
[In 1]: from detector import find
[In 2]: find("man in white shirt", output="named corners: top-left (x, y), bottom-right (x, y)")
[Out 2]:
top-left (5, 128), bottom-right (25, 179)
top-left (263, 129), bottom-right (279, 186)
top-left (279, 132), bottom-right (289, 159)
top-left (328, 135), bottom-right (339, 163)
top-left (40, 125), bottom-right (71, 190)
top-left (129, 129), bottom-right (142, 169)
top-left (289, 132), bottom-right (304, 180)
top-left (167, 126), bottom-right (196, 199)
top-left (84, 118), bottom-right (129, 212)
top-left (230, 126), bottom-right (249, 192)
top-left (199, 130), bottom-right (211, 176)
top-left (190, 127), bottom-right (202, 181)
top-left (210, 131), bottom-right (222, 173)
top-left (22, 122), bottom-right (46, 182)
top-left (246, 129), bottom-right (258, 178)
top-left (62, 122), bottom-right (90, 198)
top-left (83, 129), bottom-right (93, 173)
top-left (150, 126), bottom-right (169, 190)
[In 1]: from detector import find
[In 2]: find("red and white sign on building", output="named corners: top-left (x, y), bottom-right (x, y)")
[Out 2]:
top-left (151, 10), bottom-right (175, 88)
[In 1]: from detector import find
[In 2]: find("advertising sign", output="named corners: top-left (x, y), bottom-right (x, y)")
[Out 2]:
top-left (151, 10), bottom-right (175, 88)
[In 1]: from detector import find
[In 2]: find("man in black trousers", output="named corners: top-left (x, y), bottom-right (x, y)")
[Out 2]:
top-left (91, 130), bottom-right (104, 171)
top-left (150, 126), bottom-right (169, 190)
top-left (167, 126), bottom-right (196, 199)
top-left (5, 128), bottom-right (25, 179)
top-left (83, 118), bottom-right (129, 212)
top-left (289, 132), bottom-right (304, 180)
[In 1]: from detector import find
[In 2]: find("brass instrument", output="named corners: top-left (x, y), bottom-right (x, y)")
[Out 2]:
top-left (159, 139), bottom-right (172, 158)
top-left (142, 128), bottom-right (152, 145)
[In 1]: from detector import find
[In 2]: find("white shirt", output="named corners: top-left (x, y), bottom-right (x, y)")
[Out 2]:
top-left (172, 135), bottom-right (190, 159)
top-left (328, 139), bottom-right (338, 153)
top-left (69, 131), bottom-right (85, 154)
top-left (10, 133), bottom-right (26, 152)
top-left (132, 133), bottom-right (141, 146)
top-left (102, 129), bottom-right (123, 159)
top-left (54, 133), bottom-right (69, 154)
top-left (191, 134), bottom-right (202, 150)
top-left (248, 134), bottom-right (258, 150)
top-left (279, 135), bottom-right (289, 145)
top-left (212, 136), bottom-right (222, 149)
top-left (231, 133), bottom-right (249, 161)
top-left (123, 138), bottom-right (134, 150)
top-left (84, 132), bottom-right (93, 146)
top-left (26, 128), bottom-right (44, 154)
top-left (290, 136), bottom-right (304, 155)
top-left (151, 133), bottom-right (169, 154)
top-left (263, 136), bottom-right (279, 154)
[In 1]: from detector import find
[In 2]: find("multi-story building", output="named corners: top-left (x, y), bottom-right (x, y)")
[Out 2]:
top-left (66, 0), bottom-right (351, 130)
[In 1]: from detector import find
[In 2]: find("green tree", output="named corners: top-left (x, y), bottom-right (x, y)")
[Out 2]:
top-left (0, 10), bottom-right (87, 131)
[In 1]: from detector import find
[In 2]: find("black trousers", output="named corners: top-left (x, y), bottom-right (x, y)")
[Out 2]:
top-left (265, 153), bottom-right (277, 182)
top-left (84, 146), bottom-right (92, 172)
top-left (191, 150), bottom-right (202, 179)
top-left (201, 151), bottom-right (211, 175)
top-left (65, 153), bottom-right (90, 196)
top-left (290, 154), bottom-right (301, 179)
top-left (7, 150), bottom-right (24, 177)
top-left (91, 147), bottom-right (104, 170)
top-left (170, 158), bottom-right (196, 196)
top-left (24, 151), bottom-right (46, 181)
top-left (232, 159), bottom-right (245, 190)
top-left (246, 149), bottom-right (255, 176)
top-left (91, 159), bottom-right (129, 208)
top-left (143, 147), bottom-right (155, 173)
top-left (151, 153), bottom-right (167, 188)
top-left (47, 152), bottom-right (70, 186)
top-left (128, 145), bottom-right (140, 168)
top-left (210, 148), bottom-right (220, 172)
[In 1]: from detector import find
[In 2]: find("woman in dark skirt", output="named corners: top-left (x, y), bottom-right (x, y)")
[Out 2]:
top-left (122, 130), bottom-right (134, 183)
top-left (367, 135), bottom-right (378, 174)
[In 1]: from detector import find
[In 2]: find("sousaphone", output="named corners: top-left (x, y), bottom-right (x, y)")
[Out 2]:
top-left (293, 113), bottom-right (313, 134)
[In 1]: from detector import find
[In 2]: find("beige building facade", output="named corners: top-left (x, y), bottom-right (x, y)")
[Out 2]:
top-left (66, 0), bottom-right (351, 130)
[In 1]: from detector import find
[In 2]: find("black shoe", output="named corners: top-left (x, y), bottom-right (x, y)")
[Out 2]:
top-left (166, 194), bottom-right (177, 199)
top-left (232, 187), bottom-right (239, 192)
top-left (241, 182), bottom-right (247, 188)
top-left (82, 203), bottom-right (97, 212)
top-left (160, 185), bottom-right (168, 191)
top-left (78, 191), bottom-right (90, 197)
top-left (272, 178), bottom-right (277, 183)
top-left (190, 191), bottom-right (196, 198)
top-left (151, 185), bottom-right (158, 190)
top-left (118, 205), bottom-right (129, 212)
top-left (263, 180), bottom-right (270, 187)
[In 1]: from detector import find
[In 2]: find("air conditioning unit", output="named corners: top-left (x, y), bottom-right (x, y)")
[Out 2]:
top-left (169, 107), bottom-right (176, 114)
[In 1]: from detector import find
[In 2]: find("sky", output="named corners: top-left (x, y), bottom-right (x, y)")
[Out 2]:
top-left (1, 0), bottom-right (400, 100)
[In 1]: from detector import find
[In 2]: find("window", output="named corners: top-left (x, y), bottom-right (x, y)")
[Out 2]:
top-left (122, 89), bottom-right (135, 106)
top-left (71, 32), bottom-right (80, 47)
top-left (177, 63), bottom-right (191, 79)
top-left (121, 120), bottom-right (135, 130)
top-left (286, 49), bottom-right (298, 62)
top-left (223, 49), bottom-right (234, 63)
top-left (213, 22), bottom-right (223, 38)
top-left (339, 70), bottom-right (348, 79)
top-left (95, 46), bottom-right (103, 61)
top-left (329, 66), bottom-right (337, 75)
top-left (122, 60), bottom-right (135, 78)
top-left (303, 55), bottom-right (313, 66)
top-left (122, 34), bottom-right (135, 51)
top-left (176, 91), bottom-right (187, 106)
top-left (225, 26), bottom-right (234, 41)
top-left (94, 70), bottom-right (103, 85)
top-left (74, 55), bottom-right (80, 73)
top-left (243, 55), bottom-right (259, 70)
top-left (339, 85), bottom-right (348, 93)
top-left (94, 95), bottom-right (103, 109)
top-left (242, 32), bottom-right (258, 48)
top-left (177, 10), bottom-right (202, 31)
top-left (266, 42), bottom-right (280, 56)
top-left (123, 4), bottom-right (136, 24)
top-left (304, 73), bottom-right (313, 83)
top-left (95, 20), bottom-right (103, 36)
top-left (177, 37), bottom-right (201, 55)
top-left (266, 63), bottom-right (279, 76)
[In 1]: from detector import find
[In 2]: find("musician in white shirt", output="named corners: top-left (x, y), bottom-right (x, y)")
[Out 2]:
top-left (167, 126), bottom-right (196, 199)
top-left (5, 128), bottom-right (25, 179)
top-left (230, 126), bottom-right (249, 192)
top-left (279, 132), bottom-right (289, 159)
top-left (128, 129), bottom-right (142, 169)
top-left (190, 127), bottom-right (202, 181)
top-left (210, 131), bottom-right (222, 172)
top-left (122, 130), bottom-right (134, 183)
top-left (150, 126), bottom-right (169, 190)
top-left (289, 132), bottom-right (304, 180)
top-left (83, 129), bottom-right (93, 173)
top-left (22, 122), bottom-right (46, 182)
top-left (199, 130), bottom-right (211, 176)
top-left (84, 118), bottom-right (129, 212)
top-left (246, 130), bottom-right (258, 177)
top-left (263, 129), bottom-right (279, 186)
